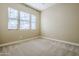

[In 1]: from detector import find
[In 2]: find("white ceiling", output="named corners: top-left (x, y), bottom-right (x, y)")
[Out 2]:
top-left (25, 3), bottom-right (55, 11)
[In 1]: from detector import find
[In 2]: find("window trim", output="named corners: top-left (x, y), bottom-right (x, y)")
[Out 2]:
top-left (8, 7), bottom-right (18, 30)
top-left (30, 14), bottom-right (37, 30)
top-left (8, 7), bottom-right (37, 30)
top-left (19, 11), bottom-right (30, 30)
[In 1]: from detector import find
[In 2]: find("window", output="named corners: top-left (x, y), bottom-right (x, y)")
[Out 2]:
top-left (20, 11), bottom-right (30, 29)
top-left (8, 8), bottom-right (18, 29)
top-left (8, 7), bottom-right (36, 30)
top-left (31, 15), bottom-right (36, 30)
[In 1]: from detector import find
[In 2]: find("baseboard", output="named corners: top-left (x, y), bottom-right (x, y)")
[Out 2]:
top-left (1, 35), bottom-right (79, 47)
top-left (41, 36), bottom-right (79, 46)
top-left (0, 36), bottom-right (40, 47)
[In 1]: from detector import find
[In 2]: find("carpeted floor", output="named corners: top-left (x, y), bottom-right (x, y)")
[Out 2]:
top-left (0, 38), bottom-right (79, 56)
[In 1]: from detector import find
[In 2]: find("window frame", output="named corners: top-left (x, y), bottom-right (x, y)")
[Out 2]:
top-left (19, 11), bottom-right (30, 30)
top-left (8, 7), bottom-right (18, 30)
top-left (8, 7), bottom-right (37, 30)
top-left (31, 14), bottom-right (37, 30)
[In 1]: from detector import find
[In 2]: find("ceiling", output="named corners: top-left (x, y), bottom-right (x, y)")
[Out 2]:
top-left (25, 3), bottom-right (55, 11)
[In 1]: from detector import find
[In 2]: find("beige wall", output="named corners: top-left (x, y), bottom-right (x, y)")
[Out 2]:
top-left (41, 4), bottom-right (79, 44)
top-left (0, 3), bottom-right (40, 44)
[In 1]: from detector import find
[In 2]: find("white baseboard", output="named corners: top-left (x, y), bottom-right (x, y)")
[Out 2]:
top-left (0, 35), bottom-right (79, 47)
top-left (41, 36), bottom-right (79, 46)
top-left (0, 36), bottom-right (40, 47)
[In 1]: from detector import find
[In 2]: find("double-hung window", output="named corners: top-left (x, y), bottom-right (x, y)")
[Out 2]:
top-left (20, 11), bottom-right (30, 29)
top-left (8, 7), bottom-right (36, 30)
top-left (8, 8), bottom-right (18, 29)
top-left (31, 15), bottom-right (36, 30)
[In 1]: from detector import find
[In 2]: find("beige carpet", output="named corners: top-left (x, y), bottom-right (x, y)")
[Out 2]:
top-left (0, 38), bottom-right (79, 56)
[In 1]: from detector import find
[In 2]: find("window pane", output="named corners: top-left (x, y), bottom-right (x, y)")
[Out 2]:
top-left (8, 19), bottom-right (17, 29)
top-left (31, 15), bottom-right (36, 30)
top-left (20, 11), bottom-right (30, 29)
top-left (31, 22), bottom-right (36, 30)
top-left (31, 15), bottom-right (36, 22)
top-left (20, 21), bottom-right (30, 29)
top-left (20, 11), bottom-right (30, 20)
top-left (8, 7), bottom-right (18, 18)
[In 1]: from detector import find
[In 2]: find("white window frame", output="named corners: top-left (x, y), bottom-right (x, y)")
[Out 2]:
top-left (8, 7), bottom-right (37, 30)
top-left (31, 14), bottom-right (36, 30)
top-left (19, 11), bottom-right (30, 30)
top-left (8, 7), bottom-right (18, 29)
